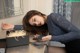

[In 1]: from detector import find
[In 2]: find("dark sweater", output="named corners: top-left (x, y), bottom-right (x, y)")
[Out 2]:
top-left (47, 13), bottom-right (80, 53)
top-left (47, 13), bottom-right (80, 43)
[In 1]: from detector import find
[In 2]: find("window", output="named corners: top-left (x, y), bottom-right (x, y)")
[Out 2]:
top-left (0, 0), bottom-right (23, 19)
top-left (53, 0), bottom-right (72, 21)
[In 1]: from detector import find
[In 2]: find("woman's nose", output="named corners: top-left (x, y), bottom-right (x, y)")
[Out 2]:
top-left (33, 22), bottom-right (39, 26)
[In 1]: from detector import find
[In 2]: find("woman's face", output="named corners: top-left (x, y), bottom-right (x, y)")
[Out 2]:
top-left (29, 15), bottom-right (45, 26)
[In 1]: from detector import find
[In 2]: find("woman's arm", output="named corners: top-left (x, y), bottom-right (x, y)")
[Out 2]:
top-left (47, 13), bottom-right (80, 43)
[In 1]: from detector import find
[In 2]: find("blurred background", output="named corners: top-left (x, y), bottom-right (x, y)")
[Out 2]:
top-left (0, 0), bottom-right (80, 44)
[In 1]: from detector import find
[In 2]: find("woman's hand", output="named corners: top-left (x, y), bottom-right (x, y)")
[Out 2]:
top-left (33, 34), bottom-right (52, 42)
top-left (1, 23), bottom-right (14, 30)
top-left (42, 35), bottom-right (52, 41)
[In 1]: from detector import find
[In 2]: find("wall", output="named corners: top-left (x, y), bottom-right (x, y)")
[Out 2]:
top-left (28, 0), bottom-right (53, 15)
top-left (71, 2), bottom-right (80, 29)
top-left (0, 0), bottom-right (53, 39)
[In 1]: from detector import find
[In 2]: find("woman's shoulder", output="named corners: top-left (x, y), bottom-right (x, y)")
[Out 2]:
top-left (48, 13), bottom-right (63, 18)
top-left (47, 13), bottom-right (61, 21)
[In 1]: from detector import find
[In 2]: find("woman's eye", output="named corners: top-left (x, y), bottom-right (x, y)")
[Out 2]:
top-left (34, 19), bottom-right (36, 22)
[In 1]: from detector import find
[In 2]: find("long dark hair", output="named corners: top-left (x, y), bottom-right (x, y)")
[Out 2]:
top-left (23, 10), bottom-right (48, 35)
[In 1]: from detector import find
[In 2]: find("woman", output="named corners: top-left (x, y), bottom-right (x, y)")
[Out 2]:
top-left (2, 10), bottom-right (80, 53)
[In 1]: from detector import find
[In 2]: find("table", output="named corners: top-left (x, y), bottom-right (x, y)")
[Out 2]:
top-left (6, 30), bottom-right (46, 53)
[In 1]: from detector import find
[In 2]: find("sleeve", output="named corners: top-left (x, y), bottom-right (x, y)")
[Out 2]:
top-left (14, 25), bottom-right (23, 30)
top-left (47, 13), bottom-right (80, 43)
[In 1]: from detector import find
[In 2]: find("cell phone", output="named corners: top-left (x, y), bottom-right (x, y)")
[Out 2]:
top-left (33, 35), bottom-right (43, 42)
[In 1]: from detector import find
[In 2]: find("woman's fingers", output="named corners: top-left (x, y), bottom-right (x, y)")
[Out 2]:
top-left (42, 35), bottom-right (52, 41)
top-left (33, 34), bottom-right (52, 42)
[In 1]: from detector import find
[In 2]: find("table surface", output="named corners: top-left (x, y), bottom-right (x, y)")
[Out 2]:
top-left (29, 44), bottom-right (46, 53)
top-left (5, 31), bottom-right (46, 53)
top-left (6, 43), bottom-right (46, 53)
